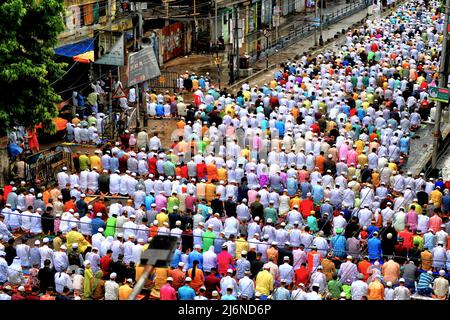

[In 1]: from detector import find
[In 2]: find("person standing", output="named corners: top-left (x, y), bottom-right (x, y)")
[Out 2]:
top-left (104, 273), bottom-right (119, 300)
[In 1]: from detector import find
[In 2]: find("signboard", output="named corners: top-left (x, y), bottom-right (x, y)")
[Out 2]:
top-left (94, 30), bottom-right (125, 65)
top-left (112, 84), bottom-right (127, 99)
top-left (95, 33), bottom-right (124, 66)
top-left (128, 46), bottom-right (161, 87)
top-left (429, 86), bottom-right (450, 103)
top-left (161, 22), bottom-right (184, 63)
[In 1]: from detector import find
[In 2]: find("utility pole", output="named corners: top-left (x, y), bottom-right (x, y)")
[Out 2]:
top-left (234, 4), bottom-right (240, 82)
top-left (319, 0), bottom-right (324, 46)
top-left (314, 0), bottom-right (318, 46)
top-left (215, 0), bottom-right (218, 47)
top-left (165, 0), bottom-right (170, 26)
top-left (107, 0), bottom-right (112, 29)
top-left (431, 0), bottom-right (450, 168)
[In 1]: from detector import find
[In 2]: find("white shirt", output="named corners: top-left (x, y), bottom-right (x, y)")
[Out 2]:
top-left (39, 245), bottom-right (54, 268)
top-left (202, 249), bottom-right (217, 272)
top-left (54, 272), bottom-right (72, 293)
top-left (123, 241), bottom-right (135, 264)
top-left (131, 243), bottom-right (143, 264)
top-left (105, 280), bottom-right (119, 300)
top-left (351, 280), bottom-right (368, 300)
top-left (79, 216), bottom-right (92, 236)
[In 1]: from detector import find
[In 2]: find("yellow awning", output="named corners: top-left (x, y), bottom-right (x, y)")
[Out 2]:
top-left (73, 50), bottom-right (95, 63)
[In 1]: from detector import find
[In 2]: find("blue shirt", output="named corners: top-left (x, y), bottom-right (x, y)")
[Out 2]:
top-left (171, 249), bottom-right (182, 268)
top-left (331, 234), bottom-right (347, 258)
top-left (91, 218), bottom-right (105, 235)
top-left (188, 251), bottom-right (203, 270)
top-left (275, 121), bottom-right (285, 137)
top-left (178, 285), bottom-right (196, 300)
top-left (221, 294), bottom-right (237, 300)
top-left (368, 237), bottom-right (383, 260)
top-left (144, 195), bottom-right (155, 211)
top-left (156, 104), bottom-right (164, 116)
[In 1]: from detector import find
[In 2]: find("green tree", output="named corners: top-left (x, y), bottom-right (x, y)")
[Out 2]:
top-left (0, 0), bottom-right (67, 136)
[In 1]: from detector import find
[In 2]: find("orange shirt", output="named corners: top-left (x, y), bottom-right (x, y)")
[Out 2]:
top-left (358, 260), bottom-right (371, 281)
top-left (315, 155), bottom-right (326, 173)
top-left (367, 281), bottom-right (384, 300)
top-left (266, 247), bottom-right (279, 263)
top-left (187, 268), bottom-right (205, 292)
top-left (206, 164), bottom-right (218, 182)
top-left (169, 268), bottom-right (186, 290)
top-left (290, 197), bottom-right (302, 209)
top-left (64, 200), bottom-right (77, 212)
top-left (43, 190), bottom-right (51, 205)
top-left (119, 284), bottom-right (133, 300)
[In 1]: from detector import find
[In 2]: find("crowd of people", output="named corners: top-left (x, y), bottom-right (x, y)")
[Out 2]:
top-left (1, 0), bottom-right (450, 301)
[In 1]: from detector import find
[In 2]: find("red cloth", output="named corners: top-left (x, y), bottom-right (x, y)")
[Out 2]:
top-left (398, 230), bottom-right (414, 251)
top-left (204, 274), bottom-right (221, 298)
top-left (119, 155), bottom-right (128, 173)
top-left (148, 157), bottom-right (157, 175)
top-left (217, 250), bottom-right (234, 275)
top-left (93, 201), bottom-right (107, 217)
top-left (27, 129), bottom-right (39, 152)
top-left (300, 199), bottom-right (314, 219)
top-left (196, 163), bottom-right (207, 180)
top-left (294, 267), bottom-right (310, 287)
top-left (179, 165), bottom-right (188, 179)
top-left (3, 185), bottom-right (12, 202)
top-left (100, 255), bottom-right (113, 278)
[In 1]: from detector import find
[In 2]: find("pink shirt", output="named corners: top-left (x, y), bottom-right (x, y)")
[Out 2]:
top-left (429, 215), bottom-right (443, 234)
top-left (247, 190), bottom-right (258, 205)
top-left (406, 210), bottom-right (418, 230)
top-left (338, 144), bottom-right (349, 161)
top-left (160, 284), bottom-right (177, 300)
top-left (347, 150), bottom-right (358, 166)
top-left (155, 195), bottom-right (167, 212)
top-left (252, 136), bottom-right (262, 150)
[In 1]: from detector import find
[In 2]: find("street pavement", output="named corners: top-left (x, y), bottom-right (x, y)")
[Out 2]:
top-left (162, 0), bottom-right (367, 94)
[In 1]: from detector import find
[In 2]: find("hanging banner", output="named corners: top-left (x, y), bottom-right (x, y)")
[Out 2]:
top-left (95, 33), bottom-right (124, 66)
top-left (128, 46), bottom-right (161, 87)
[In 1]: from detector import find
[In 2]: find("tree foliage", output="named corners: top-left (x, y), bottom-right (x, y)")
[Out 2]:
top-left (0, 0), bottom-right (67, 136)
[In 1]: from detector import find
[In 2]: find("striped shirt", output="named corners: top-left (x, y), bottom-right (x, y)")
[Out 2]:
top-left (417, 272), bottom-right (434, 289)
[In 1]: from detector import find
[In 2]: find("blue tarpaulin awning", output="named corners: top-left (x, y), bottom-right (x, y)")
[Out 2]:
top-left (54, 38), bottom-right (94, 58)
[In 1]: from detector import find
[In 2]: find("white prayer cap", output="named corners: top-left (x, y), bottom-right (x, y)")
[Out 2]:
top-left (110, 273), bottom-right (117, 279)
top-left (43, 238), bottom-right (49, 243)
top-left (34, 240), bottom-right (41, 245)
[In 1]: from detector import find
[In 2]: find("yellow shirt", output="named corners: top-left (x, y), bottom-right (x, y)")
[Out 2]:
top-left (217, 168), bottom-right (227, 184)
top-left (388, 162), bottom-right (397, 172)
top-left (430, 190), bottom-right (443, 207)
top-left (156, 212), bottom-right (169, 227)
top-left (241, 148), bottom-right (250, 161)
top-left (90, 155), bottom-right (102, 171)
top-left (355, 140), bottom-right (365, 154)
top-left (357, 154), bottom-right (368, 167)
top-left (255, 270), bottom-right (274, 296)
top-left (235, 239), bottom-right (249, 259)
top-left (119, 284), bottom-right (133, 300)
top-left (66, 230), bottom-right (91, 253)
top-left (303, 100), bottom-right (312, 110)
top-left (270, 80), bottom-right (277, 89)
